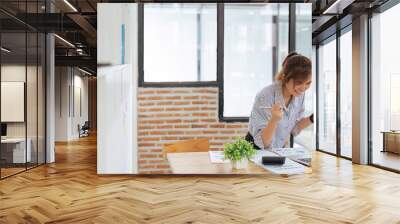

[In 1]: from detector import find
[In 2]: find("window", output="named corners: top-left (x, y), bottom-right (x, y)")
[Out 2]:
top-left (295, 3), bottom-right (312, 58)
top-left (317, 36), bottom-right (337, 154)
top-left (294, 4), bottom-right (314, 150)
top-left (371, 4), bottom-right (400, 171)
top-left (295, 46), bottom-right (316, 150)
top-left (339, 28), bottom-right (352, 158)
top-left (143, 4), bottom-right (217, 82)
top-left (223, 4), bottom-right (289, 118)
top-left (141, 3), bottom-right (313, 121)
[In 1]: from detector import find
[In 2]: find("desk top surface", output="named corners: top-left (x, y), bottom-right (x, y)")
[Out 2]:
top-left (1, 138), bottom-right (27, 143)
top-left (167, 151), bottom-right (270, 174)
top-left (381, 131), bottom-right (400, 134)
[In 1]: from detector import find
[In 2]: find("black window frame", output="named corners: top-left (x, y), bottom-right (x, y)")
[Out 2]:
top-left (0, 1), bottom-right (47, 180)
top-left (138, 2), bottom-right (300, 122)
top-left (367, 0), bottom-right (400, 173)
top-left (314, 16), bottom-right (353, 161)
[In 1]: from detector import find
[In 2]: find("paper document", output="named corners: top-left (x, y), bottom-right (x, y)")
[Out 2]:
top-left (271, 147), bottom-right (312, 167)
top-left (250, 150), bottom-right (305, 175)
top-left (209, 151), bottom-right (230, 163)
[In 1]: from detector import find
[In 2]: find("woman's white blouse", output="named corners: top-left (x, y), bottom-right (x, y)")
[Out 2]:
top-left (248, 82), bottom-right (305, 149)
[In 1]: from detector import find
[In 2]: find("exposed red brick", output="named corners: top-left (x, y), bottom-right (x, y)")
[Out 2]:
top-left (142, 90), bottom-right (156, 94)
top-left (191, 124), bottom-right (207, 128)
top-left (200, 119), bottom-right (216, 123)
top-left (173, 89), bottom-right (191, 94)
top-left (140, 164), bottom-right (156, 169)
top-left (184, 107), bottom-right (200, 111)
top-left (183, 96), bottom-right (200, 100)
top-left (167, 131), bottom-right (185, 135)
top-left (166, 119), bottom-right (182, 124)
top-left (174, 125), bottom-right (191, 129)
top-left (203, 130), bottom-right (218, 134)
top-left (192, 101), bottom-right (208, 105)
top-left (192, 113), bottom-right (208, 117)
top-left (161, 136), bottom-right (179, 141)
top-left (192, 89), bottom-right (218, 94)
top-left (141, 120), bottom-right (163, 124)
top-left (219, 130), bottom-right (235, 134)
top-left (149, 131), bottom-right (166, 135)
top-left (140, 154), bottom-right (158, 158)
top-left (148, 96), bottom-right (163, 100)
top-left (214, 136), bottom-right (231, 140)
top-left (156, 164), bottom-right (170, 169)
top-left (165, 107), bottom-right (184, 111)
top-left (226, 124), bottom-right (243, 128)
top-left (209, 124), bottom-right (225, 128)
top-left (174, 101), bottom-right (190, 105)
top-left (183, 119), bottom-right (199, 123)
top-left (157, 101), bottom-right (174, 106)
top-left (149, 108), bottom-right (164, 112)
top-left (148, 160), bottom-right (166, 164)
top-left (157, 125), bottom-right (174, 129)
top-left (138, 143), bottom-right (156, 147)
top-left (200, 107), bottom-right (217, 111)
top-left (139, 102), bottom-right (155, 106)
top-left (137, 86), bottom-right (249, 174)
top-left (201, 95), bottom-right (215, 100)
top-left (166, 96), bottom-right (181, 100)
top-left (156, 90), bottom-right (172, 94)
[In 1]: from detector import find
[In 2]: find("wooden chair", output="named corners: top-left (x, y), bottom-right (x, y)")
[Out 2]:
top-left (163, 138), bottom-right (210, 159)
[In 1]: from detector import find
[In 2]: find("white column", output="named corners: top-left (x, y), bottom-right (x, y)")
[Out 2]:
top-left (46, 32), bottom-right (55, 163)
top-left (97, 3), bottom-right (138, 174)
top-left (352, 14), bottom-right (369, 164)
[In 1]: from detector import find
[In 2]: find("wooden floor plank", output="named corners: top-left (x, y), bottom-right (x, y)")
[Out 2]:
top-left (0, 135), bottom-right (400, 223)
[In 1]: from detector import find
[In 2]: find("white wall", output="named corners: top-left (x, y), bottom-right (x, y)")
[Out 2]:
top-left (97, 3), bottom-right (138, 174)
top-left (55, 67), bottom-right (89, 141)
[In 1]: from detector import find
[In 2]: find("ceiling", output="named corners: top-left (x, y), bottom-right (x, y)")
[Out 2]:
top-left (0, 0), bottom-right (393, 74)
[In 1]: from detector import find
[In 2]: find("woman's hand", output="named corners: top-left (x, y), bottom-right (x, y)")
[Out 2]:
top-left (270, 103), bottom-right (283, 122)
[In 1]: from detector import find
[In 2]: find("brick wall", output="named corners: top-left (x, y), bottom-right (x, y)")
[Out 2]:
top-left (138, 87), bottom-right (248, 174)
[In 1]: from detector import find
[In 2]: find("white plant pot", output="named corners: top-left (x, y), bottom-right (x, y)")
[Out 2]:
top-left (232, 159), bottom-right (248, 169)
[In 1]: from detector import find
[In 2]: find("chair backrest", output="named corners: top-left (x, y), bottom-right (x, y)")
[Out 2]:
top-left (82, 121), bottom-right (90, 129)
top-left (163, 138), bottom-right (210, 158)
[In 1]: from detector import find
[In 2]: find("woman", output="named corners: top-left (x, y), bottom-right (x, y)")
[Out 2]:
top-left (247, 53), bottom-right (314, 149)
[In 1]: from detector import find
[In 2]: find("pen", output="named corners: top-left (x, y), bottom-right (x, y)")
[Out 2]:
top-left (259, 105), bottom-right (288, 112)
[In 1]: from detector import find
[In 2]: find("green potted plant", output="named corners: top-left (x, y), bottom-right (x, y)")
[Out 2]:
top-left (223, 137), bottom-right (257, 169)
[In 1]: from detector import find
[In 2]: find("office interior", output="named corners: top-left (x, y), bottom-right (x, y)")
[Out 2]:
top-left (1, 1), bottom-right (399, 177)
top-left (1, 0), bottom-right (400, 222)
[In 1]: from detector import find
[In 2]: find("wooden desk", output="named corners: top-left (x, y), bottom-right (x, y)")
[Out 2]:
top-left (167, 152), bottom-right (269, 174)
top-left (382, 131), bottom-right (400, 154)
top-left (1, 138), bottom-right (31, 163)
top-left (167, 151), bottom-right (312, 175)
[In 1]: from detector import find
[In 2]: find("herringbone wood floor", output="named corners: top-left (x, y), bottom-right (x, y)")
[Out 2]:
top-left (1, 135), bottom-right (400, 224)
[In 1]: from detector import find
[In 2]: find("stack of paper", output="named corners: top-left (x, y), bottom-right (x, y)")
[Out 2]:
top-left (208, 151), bottom-right (230, 163)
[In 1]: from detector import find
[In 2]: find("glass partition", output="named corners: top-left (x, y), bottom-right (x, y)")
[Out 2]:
top-left (371, 4), bottom-right (400, 171)
top-left (1, 31), bottom-right (28, 178)
top-left (339, 28), bottom-right (352, 158)
top-left (0, 2), bottom-right (46, 179)
top-left (317, 36), bottom-right (337, 154)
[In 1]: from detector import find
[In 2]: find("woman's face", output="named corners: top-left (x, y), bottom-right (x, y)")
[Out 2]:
top-left (285, 74), bottom-right (312, 97)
